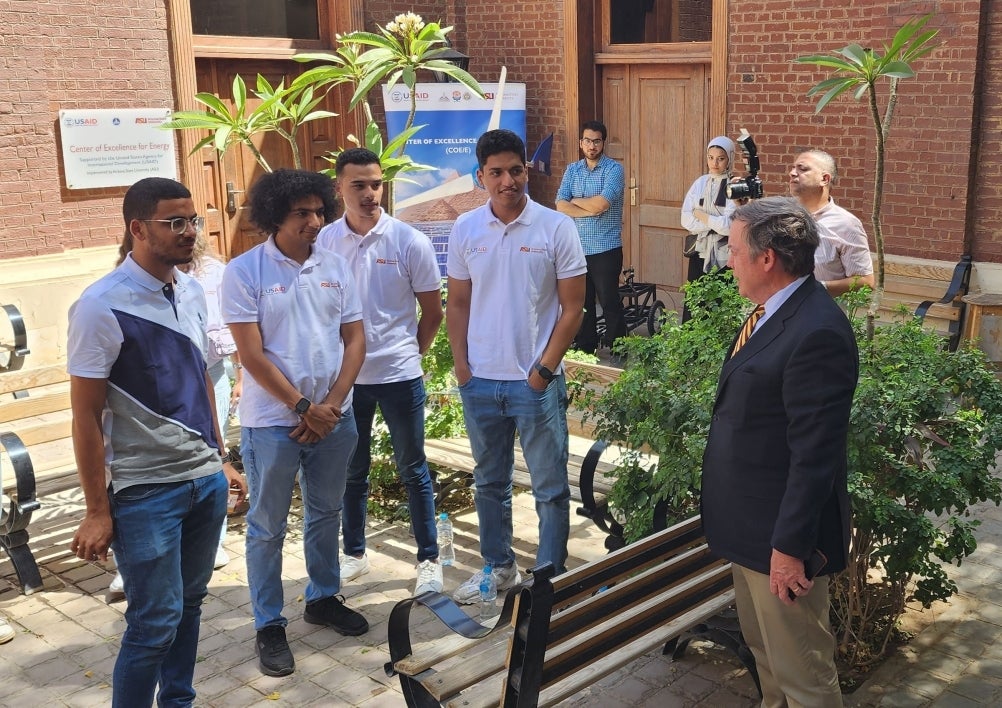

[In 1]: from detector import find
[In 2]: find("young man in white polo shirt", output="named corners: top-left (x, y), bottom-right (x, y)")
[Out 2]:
top-left (317, 148), bottom-right (445, 595)
top-left (446, 129), bottom-right (587, 602)
top-left (222, 169), bottom-right (368, 678)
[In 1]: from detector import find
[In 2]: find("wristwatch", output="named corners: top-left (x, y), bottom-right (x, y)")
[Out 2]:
top-left (533, 363), bottom-right (555, 382)
top-left (294, 397), bottom-right (312, 415)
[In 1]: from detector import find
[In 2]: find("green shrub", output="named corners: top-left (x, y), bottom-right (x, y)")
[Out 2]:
top-left (587, 277), bottom-right (1002, 671)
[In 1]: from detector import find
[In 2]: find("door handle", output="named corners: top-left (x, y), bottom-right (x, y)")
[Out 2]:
top-left (225, 181), bottom-right (245, 215)
top-left (629, 177), bottom-right (638, 206)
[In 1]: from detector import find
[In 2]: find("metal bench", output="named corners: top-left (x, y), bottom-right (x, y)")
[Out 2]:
top-left (1, 365), bottom-right (76, 593)
top-left (384, 514), bottom-right (758, 707)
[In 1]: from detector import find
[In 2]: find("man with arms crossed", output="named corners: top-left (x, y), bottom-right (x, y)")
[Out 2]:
top-left (702, 196), bottom-right (857, 706)
top-left (68, 177), bottom-right (246, 707)
top-left (447, 129), bottom-right (587, 602)
top-left (556, 120), bottom-right (626, 354)
top-left (789, 149), bottom-right (875, 295)
top-left (223, 169), bottom-right (367, 678)
top-left (317, 148), bottom-right (445, 594)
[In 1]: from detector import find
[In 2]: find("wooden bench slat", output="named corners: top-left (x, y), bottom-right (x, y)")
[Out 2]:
top-left (424, 437), bottom-right (618, 500)
top-left (0, 389), bottom-right (71, 424)
top-left (3, 417), bottom-right (72, 447)
top-left (417, 634), bottom-right (512, 701)
top-left (546, 546), bottom-right (725, 643)
top-left (536, 591), bottom-right (737, 707)
top-left (394, 628), bottom-right (512, 676)
top-left (541, 563), bottom-right (733, 688)
top-left (0, 365), bottom-right (69, 395)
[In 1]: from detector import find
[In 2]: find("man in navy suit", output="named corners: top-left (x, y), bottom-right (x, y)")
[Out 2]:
top-left (702, 196), bottom-right (857, 707)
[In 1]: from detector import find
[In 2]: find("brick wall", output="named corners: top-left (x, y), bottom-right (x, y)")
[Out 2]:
top-left (457, 1), bottom-right (568, 208)
top-left (728, 1), bottom-right (981, 261)
top-left (0, 0), bottom-right (175, 258)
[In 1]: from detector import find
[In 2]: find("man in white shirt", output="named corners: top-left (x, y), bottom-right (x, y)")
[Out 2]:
top-left (789, 149), bottom-right (875, 296)
top-left (317, 148), bottom-right (445, 595)
top-left (222, 169), bottom-right (367, 678)
top-left (446, 129), bottom-right (587, 603)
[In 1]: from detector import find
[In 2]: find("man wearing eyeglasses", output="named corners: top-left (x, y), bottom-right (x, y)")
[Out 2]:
top-left (556, 120), bottom-right (626, 358)
top-left (222, 169), bottom-right (368, 678)
top-left (68, 177), bottom-right (247, 707)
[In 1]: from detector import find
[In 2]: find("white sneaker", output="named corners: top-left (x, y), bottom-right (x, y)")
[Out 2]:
top-left (340, 553), bottom-right (370, 582)
top-left (414, 559), bottom-right (444, 595)
top-left (453, 564), bottom-right (521, 605)
top-left (108, 571), bottom-right (125, 600)
top-left (214, 547), bottom-right (230, 569)
top-left (0, 617), bottom-right (14, 644)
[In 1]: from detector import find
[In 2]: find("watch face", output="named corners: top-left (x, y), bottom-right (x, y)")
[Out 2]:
top-left (295, 398), bottom-right (311, 414)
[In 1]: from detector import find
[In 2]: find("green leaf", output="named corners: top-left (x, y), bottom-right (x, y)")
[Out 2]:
top-left (838, 43), bottom-right (870, 68)
top-left (231, 75), bottom-right (247, 115)
top-left (813, 81), bottom-right (857, 113)
top-left (880, 61), bottom-right (916, 79)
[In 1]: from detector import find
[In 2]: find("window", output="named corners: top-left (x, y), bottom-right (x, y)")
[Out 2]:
top-left (191, 0), bottom-right (319, 39)
top-left (610, 0), bottom-right (711, 44)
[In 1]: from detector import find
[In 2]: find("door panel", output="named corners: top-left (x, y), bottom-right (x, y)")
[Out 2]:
top-left (603, 63), bottom-right (706, 309)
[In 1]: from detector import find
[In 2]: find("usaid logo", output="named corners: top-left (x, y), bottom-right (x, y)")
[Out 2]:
top-left (389, 89), bottom-right (429, 103)
top-left (64, 117), bottom-right (98, 127)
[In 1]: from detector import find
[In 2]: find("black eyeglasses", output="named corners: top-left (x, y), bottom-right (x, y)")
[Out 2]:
top-left (142, 216), bottom-right (205, 235)
top-left (581, 138), bottom-right (604, 146)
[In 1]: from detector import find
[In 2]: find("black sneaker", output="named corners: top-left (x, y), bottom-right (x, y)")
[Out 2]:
top-left (303, 595), bottom-right (369, 636)
top-left (255, 625), bottom-right (295, 677)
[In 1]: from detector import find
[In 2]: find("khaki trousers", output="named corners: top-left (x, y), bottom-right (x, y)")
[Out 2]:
top-left (732, 564), bottom-right (843, 708)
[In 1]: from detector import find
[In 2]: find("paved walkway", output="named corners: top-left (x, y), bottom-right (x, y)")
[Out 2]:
top-left (0, 476), bottom-right (1000, 706)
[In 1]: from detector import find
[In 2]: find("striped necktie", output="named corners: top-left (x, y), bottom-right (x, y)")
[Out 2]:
top-left (731, 305), bottom-right (765, 358)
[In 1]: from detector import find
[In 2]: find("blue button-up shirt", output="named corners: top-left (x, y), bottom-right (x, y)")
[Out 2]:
top-left (556, 154), bottom-right (625, 255)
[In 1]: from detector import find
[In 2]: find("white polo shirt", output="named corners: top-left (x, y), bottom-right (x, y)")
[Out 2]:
top-left (446, 197), bottom-right (587, 380)
top-left (221, 237), bottom-right (363, 427)
top-left (317, 210), bottom-right (441, 385)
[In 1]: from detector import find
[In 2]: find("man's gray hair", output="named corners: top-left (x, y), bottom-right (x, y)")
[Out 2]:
top-left (733, 197), bottom-right (819, 278)
top-left (801, 149), bottom-right (838, 184)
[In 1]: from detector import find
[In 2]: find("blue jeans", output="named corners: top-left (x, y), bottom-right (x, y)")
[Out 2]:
top-left (343, 377), bottom-right (438, 562)
top-left (459, 375), bottom-right (571, 574)
top-left (110, 473), bottom-right (228, 708)
top-left (242, 411), bottom-right (358, 630)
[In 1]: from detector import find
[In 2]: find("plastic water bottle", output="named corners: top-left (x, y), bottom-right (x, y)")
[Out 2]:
top-left (479, 565), bottom-right (498, 621)
top-left (437, 512), bottom-right (455, 566)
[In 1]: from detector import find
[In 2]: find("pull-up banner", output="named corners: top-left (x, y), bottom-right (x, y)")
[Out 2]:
top-left (382, 82), bottom-right (526, 275)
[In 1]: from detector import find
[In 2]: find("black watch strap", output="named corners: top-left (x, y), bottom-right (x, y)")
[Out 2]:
top-left (533, 363), bottom-right (555, 382)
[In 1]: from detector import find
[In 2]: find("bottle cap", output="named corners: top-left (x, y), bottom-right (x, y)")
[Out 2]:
top-left (439, 512), bottom-right (448, 520)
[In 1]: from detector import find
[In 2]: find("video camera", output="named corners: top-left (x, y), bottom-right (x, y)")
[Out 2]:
top-left (726, 128), bottom-right (764, 201)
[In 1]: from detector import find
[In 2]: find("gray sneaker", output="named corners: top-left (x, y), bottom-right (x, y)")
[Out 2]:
top-left (414, 559), bottom-right (444, 595)
top-left (453, 564), bottom-right (521, 605)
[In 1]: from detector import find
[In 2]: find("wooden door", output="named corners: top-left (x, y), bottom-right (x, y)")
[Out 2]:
top-left (194, 58), bottom-right (350, 259)
top-left (602, 63), bottom-right (706, 305)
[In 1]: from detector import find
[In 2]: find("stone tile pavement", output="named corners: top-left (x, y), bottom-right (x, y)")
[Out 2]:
top-left (1, 477), bottom-right (1001, 707)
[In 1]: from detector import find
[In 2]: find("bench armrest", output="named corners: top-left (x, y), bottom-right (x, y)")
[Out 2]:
top-left (0, 304), bottom-right (30, 372)
top-left (914, 255), bottom-right (972, 352)
top-left (385, 585), bottom-right (520, 678)
top-left (915, 255), bottom-right (972, 319)
top-left (1, 431), bottom-right (40, 525)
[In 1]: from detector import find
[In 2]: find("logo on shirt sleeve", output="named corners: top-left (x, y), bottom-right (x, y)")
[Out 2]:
top-left (375, 258), bottom-right (399, 265)
top-left (320, 281), bottom-right (343, 289)
top-left (519, 246), bottom-right (547, 254)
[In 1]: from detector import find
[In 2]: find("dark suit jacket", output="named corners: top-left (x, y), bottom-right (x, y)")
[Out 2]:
top-left (701, 277), bottom-right (857, 576)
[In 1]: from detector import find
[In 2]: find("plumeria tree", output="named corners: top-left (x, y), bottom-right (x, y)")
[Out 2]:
top-left (160, 74), bottom-right (336, 172)
top-left (796, 14), bottom-right (939, 293)
top-left (296, 13), bottom-right (483, 153)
